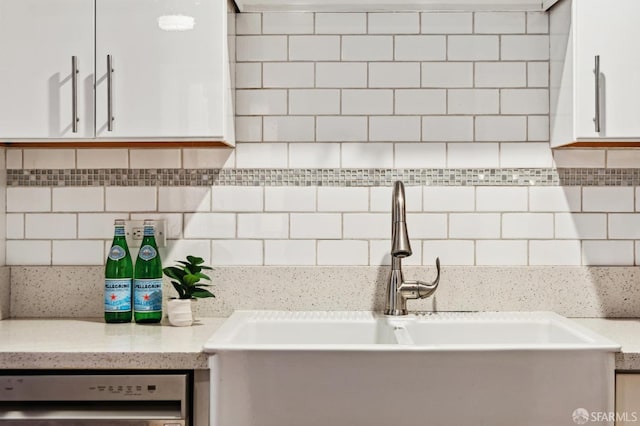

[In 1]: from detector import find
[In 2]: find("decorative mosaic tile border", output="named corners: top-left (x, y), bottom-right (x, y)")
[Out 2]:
top-left (6, 168), bottom-right (640, 187)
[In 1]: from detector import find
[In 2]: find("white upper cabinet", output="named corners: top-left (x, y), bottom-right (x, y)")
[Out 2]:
top-left (550, 0), bottom-right (640, 147)
top-left (0, 0), bottom-right (94, 139)
top-left (0, 0), bottom-right (235, 145)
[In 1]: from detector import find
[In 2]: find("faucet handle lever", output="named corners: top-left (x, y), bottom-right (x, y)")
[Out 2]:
top-left (403, 257), bottom-right (440, 299)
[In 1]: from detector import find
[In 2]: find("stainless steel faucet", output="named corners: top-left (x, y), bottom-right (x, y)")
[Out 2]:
top-left (384, 181), bottom-right (441, 316)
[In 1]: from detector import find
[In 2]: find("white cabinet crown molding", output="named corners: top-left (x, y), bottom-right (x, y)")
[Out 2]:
top-left (233, 0), bottom-right (549, 12)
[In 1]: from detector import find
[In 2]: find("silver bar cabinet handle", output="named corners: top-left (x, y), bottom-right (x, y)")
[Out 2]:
top-left (107, 54), bottom-right (114, 131)
top-left (72, 56), bottom-right (79, 133)
top-left (594, 55), bottom-right (600, 133)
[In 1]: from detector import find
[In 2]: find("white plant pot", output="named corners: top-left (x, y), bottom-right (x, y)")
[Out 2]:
top-left (167, 299), bottom-right (193, 327)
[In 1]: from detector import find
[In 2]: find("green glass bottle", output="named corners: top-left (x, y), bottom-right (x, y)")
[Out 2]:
top-left (134, 220), bottom-right (163, 324)
top-left (105, 219), bottom-right (133, 323)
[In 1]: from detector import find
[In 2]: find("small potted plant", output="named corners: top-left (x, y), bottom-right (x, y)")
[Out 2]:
top-left (163, 255), bottom-right (214, 326)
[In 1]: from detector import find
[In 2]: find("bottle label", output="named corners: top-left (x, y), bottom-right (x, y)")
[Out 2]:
top-left (134, 279), bottom-right (162, 312)
top-left (114, 227), bottom-right (125, 237)
top-left (138, 245), bottom-right (157, 261)
top-left (105, 279), bottom-right (132, 312)
top-left (108, 245), bottom-right (126, 261)
top-left (143, 226), bottom-right (155, 237)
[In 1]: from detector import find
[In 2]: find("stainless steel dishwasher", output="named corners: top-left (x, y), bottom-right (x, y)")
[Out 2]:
top-left (0, 371), bottom-right (190, 425)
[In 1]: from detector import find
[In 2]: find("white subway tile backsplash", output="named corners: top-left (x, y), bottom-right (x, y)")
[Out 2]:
top-left (236, 90), bottom-right (287, 116)
top-left (165, 239), bottom-right (212, 266)
top-left (76, 149), bottom-right (128, 169)
top-left (78, 213), bottom-right (130, 239)
top-left (289, 89), bottom-right (340, 115)
top-left (528, 116), bottom-right (549, 141)
top-left (290, 213), bottom-right (341, 238)
top-left (553, 150), bottom-right (605, 168)
top-left (609, 214), bottom-right (640, 239)
top-left (211, 240), bottom-right (263, 265)
top-left (368, 13), bottom-right (419, 34)
top-left (6, 214), bottom-right (24, 239)
top-left (422, 62), bottom-right (473, 88)
top-left (394, 143), bottom-right (447, 168)
top-left (423, 240), bottom-right (475, 266)
top-left (212, 186), bottom-right (263, 212)
top-left (23, 149), bottom-right (75, 169)
top-left (265, 187), bottom-right (316, 212)
top-left (422, 116), bottom-right (473, 141)
top-left (527, 62), bottom-right (549, 88)
top-left (449, 213), bottom-right (501, 238)
top-left (583, 187), bottom-right (634, 212)
top-left (369, 116), bottom-right (421, 142)
top-left (476, 187), bottom-right (528, 212)
top-left (236, 13), bottom-right (261, 35)
top-left (315, 13), bottom-right (366, 34)
top-left (235, 117), bottom-right (263, 142)
top-left (395, 90), bottom-right (446, 115)
top-left (263, 63), bottom-right (314, 88)
top-left (7, 188), bottom-right (50, 213)
top-left (527, 12), bottom-right (549, 34)
top-left (184, 213), bottom-right (236, 238)
top-left (263, 116), bottom-right (315, 142)
top-left (342, 36), bottom-right (393, 61)
top-left (318, 187), bottom-right (368, 212)
top-left (501, 89), bottom-right (549, 114)
top-left (105, 188), bottom-right (156, 212)
top-left (159, 187), bottom-right (211, 212)
top-left (475, 12), bottom-right (525, 34)
top-left (555, 213), bottom-right (606, 240)
top-left (316, 63), bottom-right (368, 88)
top-left (182, 148), bottom-right (235, 169)
top-left (6, 149), bottom-right (22, 169)
top-left (369, 63), bottom-right (421, 88)
top-left (238, 213), bottom-right (289, 239)
top-left (475, 62), bottom-right (526, 88)
top-left (447, 143), bottom-right (499, 168)
top-left (394, 36), bottom-right (446, 61)
top-left (290, 36), bottom-right (341, 61)
top-left (406, 213), bottom-right (448, 238)
top-left (289, 143), bottom-right (341, 168)
top-left (237, 36), bottom-right (287, 61)
top-left (235, 143), bottom-right (288, 168)
top-left (529, 240), bottom-right (581, 265)
top-left (25, 214), bottom-right (76, 239)
top-left (317, 240), bottom-right (368, 265)
top-left (52, 188), bottom-right (104, 212)
top-left (370, 186), bottom-right (422, 212)
top-left (530, 187), bottom-right (581, 212)
top-left (421, 12), bottom-right (472, 34)
top-left (448, 36), bottom-right (499, 61)
top-left (499, 143), bottom-right (554, 168)
top-left (7, 241), bottom-right (51, 265)
top-left (262, 12), bottom-right (313, 34)
top-left (448, 89), bottom-right (499, 114)
top-left (341, 143), bottom-right (393, 167)
top-left (476, 116), bottom-right (527, 141)
top-left (52, 240), bottom-right (103, 265)
top-left (424, 187), bottom-right (474, 212)
top-left (342, 90), bottom-right (393, 115)
top-left (130, 149), bottom-right (181, 168)
top-left (317, 117), bottom-right (367, 142)
top-left (501, 35), bottom-right (549, 60)
top-left (502, 213), bottom-right (553, 238)
top-left (476, 240), bottom-right (527, 265)
top-left (344, 213), bottom-right (390, 238)
top-left (236, 62), bottom-right (262, 89)
top-left (265, 240), bottom-right (316, 265)
top-left (370, 240), bottom-right (421, 266)
top-left (582, 241), bottom-right (634, 266)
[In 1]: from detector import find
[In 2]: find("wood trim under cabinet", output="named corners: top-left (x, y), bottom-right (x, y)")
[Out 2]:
top-left (2, 141), bottom-right (230, 148)
top-left (558, 141), bottom-right (640, 148)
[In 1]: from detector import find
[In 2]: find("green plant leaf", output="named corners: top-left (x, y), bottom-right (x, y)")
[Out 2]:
top-left (196, 272), bottom-right (211, 282)
top-left (200, 265), bottom-right (213, 270)
top-left (187, 255), bottom-right (205, 265)
top-left (191, 288), bottom-right (215, 298)
top-left (171, 281), bottom-right (185, 299)
top-left (163, 266), bottom-right (186, 281)
top-left (183, 273), bottom-right (201, 286)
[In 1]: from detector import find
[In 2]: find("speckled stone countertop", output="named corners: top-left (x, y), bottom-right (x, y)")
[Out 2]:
top-left (0, 318), bottom-right (226, 370)
top-left (1, 317), bottom-right (640, 371)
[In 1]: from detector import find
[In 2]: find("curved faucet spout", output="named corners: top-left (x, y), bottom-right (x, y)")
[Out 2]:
top-left (391, 181), bottom-right (412, 258)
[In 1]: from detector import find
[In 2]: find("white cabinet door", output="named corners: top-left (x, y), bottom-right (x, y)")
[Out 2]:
top-left (0, 0), bottom-right (94, 139)
top-left (95, 0), bottom-right (226, 139)
top-left (575, 0), bottom-right (640, 139)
